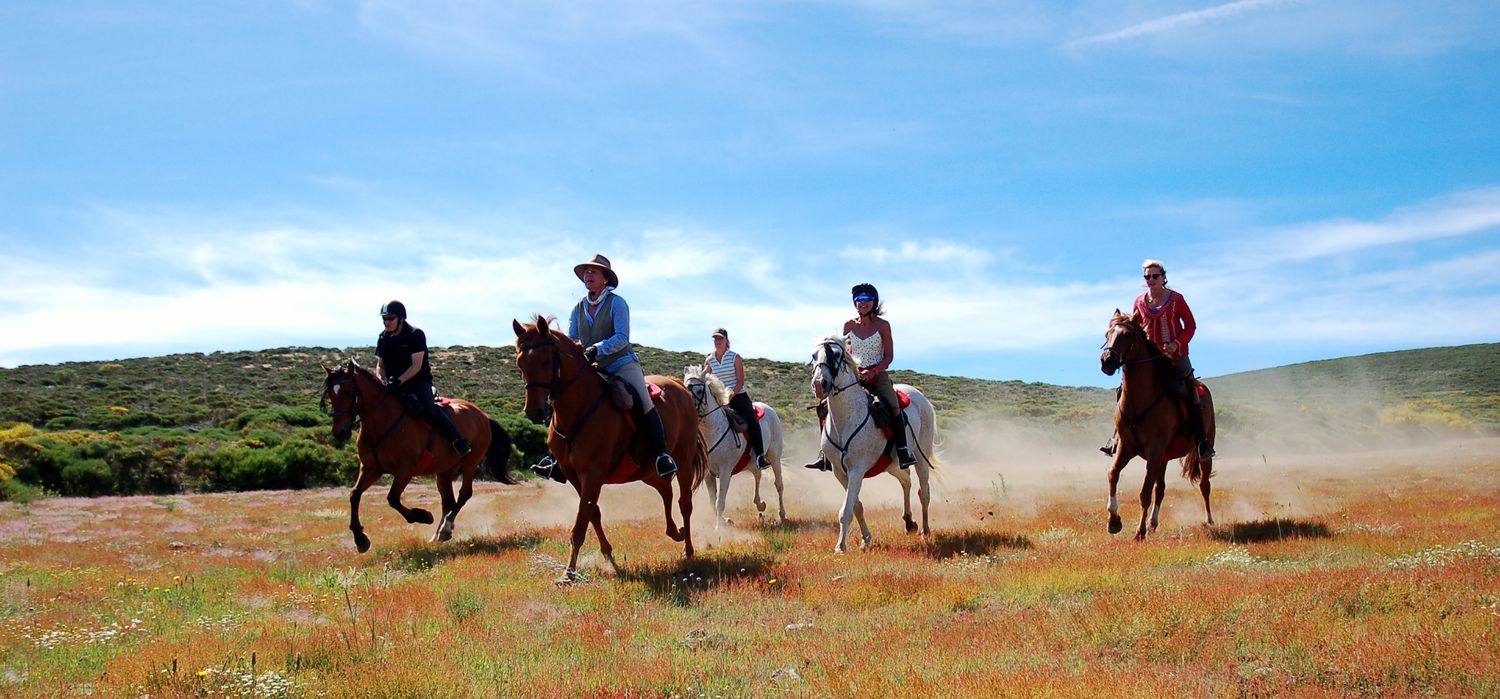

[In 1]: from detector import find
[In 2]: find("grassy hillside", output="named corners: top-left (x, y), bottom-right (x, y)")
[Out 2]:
top-left (1, 342), bottom-right (1495, 499)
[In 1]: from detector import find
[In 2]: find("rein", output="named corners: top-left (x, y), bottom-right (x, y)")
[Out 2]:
top-left (689, 379), bottom-right (742, 455)
top-left (519, 335), bottom-right (607, 453)
top-left (817, 342), bottom-right (874, 465)
top-left (1108, 320), bottom-right (1175, 447)
top-left (323, 371), bottom-right (409, 451)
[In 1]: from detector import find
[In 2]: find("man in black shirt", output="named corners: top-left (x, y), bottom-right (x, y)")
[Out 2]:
top-left (376, 300), bottom-right (471, 456)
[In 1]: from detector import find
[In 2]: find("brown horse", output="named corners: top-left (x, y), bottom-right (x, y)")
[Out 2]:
top-left (1100, 311), bottom-right (1216, 540)
top-left (321, 361), bottom-right (515, 552)
top-left (512, 316), bottom-right (707, 582)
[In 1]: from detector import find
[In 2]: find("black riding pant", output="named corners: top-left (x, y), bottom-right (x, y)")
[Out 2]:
top-left (728, 392), bottom-right (766, 457)
top-left (399, 380), bottom-right (463, 443)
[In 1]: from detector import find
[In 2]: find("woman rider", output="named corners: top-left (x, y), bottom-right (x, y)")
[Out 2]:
top-left (805, 283), bottom-right (918, 471)
top-left (1100, 259), bottom-right (1214, 459)
top-left (705, 328), bottom-right (771, 470)
top-left (531, 255), bottom-right (679, 482)
top-left (375, 300), bottom-right (471, 457)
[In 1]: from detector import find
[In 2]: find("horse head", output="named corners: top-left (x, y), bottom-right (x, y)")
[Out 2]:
top-left (810, 334), bottom-right (854, 400)
top-left (513, 314), bottom-right (585, 426)
top-left (683, 365), bottom-right (728, 417)
top-left (321, 359), bottom-right (367, 444)
top-left (1100, 310), bottom-right (1144, 377)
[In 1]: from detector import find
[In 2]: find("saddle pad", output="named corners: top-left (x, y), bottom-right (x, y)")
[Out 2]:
top-left (648, 383), bottom-right (664, 401)
top-left (895, 389), bottom-right (911, 409)
top-left (754, 404), bottom-right (765, 421)
top-left (436, 397), bottom-right (453, 407)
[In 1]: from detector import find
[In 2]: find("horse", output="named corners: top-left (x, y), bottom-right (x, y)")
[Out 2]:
top-left (683, 365), bottom-right (786, 528)
top-left (512, 316), bottom-right (708, 582)
top-left (320, 360), bottom-right (515, 553)
top-left (810, 335), bottom-right (940, 553)
top-left (1099, 310), bottom-right (1216, 540)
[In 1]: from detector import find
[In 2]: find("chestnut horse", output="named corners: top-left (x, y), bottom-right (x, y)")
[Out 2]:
top-left (512, 316), bottom-right (707, 582)
top-left (321, 361), bottom-right (515, 552)
top-left (1099, 311), bottom-right (1216, 540)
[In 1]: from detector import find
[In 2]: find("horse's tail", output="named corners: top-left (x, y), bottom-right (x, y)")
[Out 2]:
top-left (689, 428), bottom-right (710, 493)
top-left (484, 418), bottom-right (517, 485)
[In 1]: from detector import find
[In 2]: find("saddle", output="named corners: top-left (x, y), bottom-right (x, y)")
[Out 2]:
top-left (725, 404), bottom-right (765, 434)
top-left (603, 374), bottom-right (664, 412)
top-left (867, 388), bottom-right (912, 434)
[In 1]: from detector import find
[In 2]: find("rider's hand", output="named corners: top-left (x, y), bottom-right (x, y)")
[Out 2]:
top-left (1164, 341), bottom-right (1179, 358)
top-left (385, 375), bottom-right (401, 388)
top-left (583, 345), bottom-right (599, 363)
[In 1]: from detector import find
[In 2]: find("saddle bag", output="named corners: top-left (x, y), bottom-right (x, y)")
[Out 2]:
top-left (604, 374), bottom-right (636, 411)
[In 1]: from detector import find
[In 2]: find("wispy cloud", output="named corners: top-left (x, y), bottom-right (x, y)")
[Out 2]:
top-left (1064, 0), bottom-right (1307, 51)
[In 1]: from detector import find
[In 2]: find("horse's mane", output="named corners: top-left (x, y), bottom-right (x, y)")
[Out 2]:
top-left (685, 365), bottom-right (729, 406)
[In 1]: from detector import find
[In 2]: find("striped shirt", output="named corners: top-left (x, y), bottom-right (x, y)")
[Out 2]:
top-left (705, 350), bottom-right (741, 394)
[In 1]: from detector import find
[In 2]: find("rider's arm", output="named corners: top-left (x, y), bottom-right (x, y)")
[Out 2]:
top-left (591, 296), bottom-right (632, 357)
top-left (877, 320), bottom-right (894, 374)
top-left (399, 352), bottom-right (424, 384)
top-left (1175, 297), bottom-right (1196, 348)
top-left (375, 356), bottom-right (387, 382)
top-left (733, 354), bottom-right (746, 393)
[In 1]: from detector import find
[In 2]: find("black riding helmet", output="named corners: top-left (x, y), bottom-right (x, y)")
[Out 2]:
top-left (380, 300), bottom-right (407, 320)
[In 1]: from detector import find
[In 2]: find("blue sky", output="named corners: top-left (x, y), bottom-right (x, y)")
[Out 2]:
top-left (3, 0), bottom-right (1498, 387)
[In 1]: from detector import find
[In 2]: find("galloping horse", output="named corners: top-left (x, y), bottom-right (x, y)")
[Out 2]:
top-left (512, 316), bottom-right (707, 581)
top-left (321, 361), bottom-right (515, 553)
top-left (683, 365), bottom-right (786, 527)
top-left (1099, 310), bottom-right (1216, 540)
top-left (811, 335), bottom-right (939, 553)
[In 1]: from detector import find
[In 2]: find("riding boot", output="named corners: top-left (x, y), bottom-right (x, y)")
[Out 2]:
top-left (641, 408), bottom-right (678, 478)
top-left (888, 409), bottom-right (916, 469)
top-left (803, 452), bottom-right (831, 471)
top-left (530, 454), bottom-right (566, 484)
top-left (426, 405), bottom-right (472, 457)
top-left (1100, 432), bottom-right (1118, 457)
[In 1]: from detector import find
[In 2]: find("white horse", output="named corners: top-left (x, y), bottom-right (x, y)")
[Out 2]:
top-left (811, 335), bottom-right (939, 553)
top-left (684, 365), bottom-right (786, 528)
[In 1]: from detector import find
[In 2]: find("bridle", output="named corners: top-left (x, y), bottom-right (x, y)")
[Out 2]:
top-left (687, 375), bottom-right (740, 455)
top-left (321, 367), bottom-right (409, 448)
top-left (1102, 319), bottom-right (1156, 373)
top-left (516, 334), bottom-right (601, 450)
top-left (814, 339), bottom-right (873, 464)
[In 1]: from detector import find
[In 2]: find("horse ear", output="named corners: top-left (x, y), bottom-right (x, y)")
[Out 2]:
top-left (537, 316), bottom-right (551, 334)
top-left (321, 363), bottom-right (332, 374)
top-left (512, 319), bottom-right (525, 338)
top-left (1112, 308), bottom-right (1123, 318)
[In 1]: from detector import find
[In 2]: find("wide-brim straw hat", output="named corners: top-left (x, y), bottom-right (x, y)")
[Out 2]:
top-left (574, 254), bottom-right (619, 288)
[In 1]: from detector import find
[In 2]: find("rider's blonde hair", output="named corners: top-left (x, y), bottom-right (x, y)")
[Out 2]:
top-left (1141, 259), bottom-right (1167, 275)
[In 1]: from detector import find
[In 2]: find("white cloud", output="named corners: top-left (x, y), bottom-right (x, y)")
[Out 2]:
top-left (1065, 0), bottom-right (1306, 51)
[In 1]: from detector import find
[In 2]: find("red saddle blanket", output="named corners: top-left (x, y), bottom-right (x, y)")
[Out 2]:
top-left (606, 382), bottom-right (670, 483)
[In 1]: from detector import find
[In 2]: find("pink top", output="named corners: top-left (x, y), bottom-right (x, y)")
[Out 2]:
top-left (1133, 290), bottom-right (1196, 357)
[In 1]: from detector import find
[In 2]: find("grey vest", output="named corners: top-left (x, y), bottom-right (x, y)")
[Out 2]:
top-left (573, 295), bottom-right (634, 370)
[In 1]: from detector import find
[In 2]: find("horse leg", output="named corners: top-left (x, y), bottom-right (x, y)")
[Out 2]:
top-left (899, 470), bottom-right (917, 534)
top-left (854, 497), bottom-right (871, 549)
top-left (348, 467), bottom-right (382, 553)
top-left (834, 467), bottom-right (855, 553)
top-left (751, 464), bottom-right (768, 519)
top-left (773, 462), bottom-right (787, 524)
top-left (564, 480), bottom-right (603, 584)
top-left (1150, 462), bottom-right (1167, 533)
top-left (1200, 466), bottom-right (1215, 526)
top-left (1134, 457), bottom-right (1164, 541)
top-left (586, 493), bottom-right (617, 574)
top-left (656, 479), bottom-right (684, 542)
top-left (386, 472), bottom-right (433, 525)
top-left (677, 464), bottom-right (695, 559)
top-left (1106, 448), bottom-right (1131, 535)
top-left (917, 461), bottom-right (932, 536)
top-left (432, 470), bottom-right (458, 543)
top-left (714, 463), bottom-right (733, 528)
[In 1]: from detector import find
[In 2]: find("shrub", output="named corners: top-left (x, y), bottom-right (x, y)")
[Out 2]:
top-left (0, 478), bottom-right (51, 503)
top-left (61, 458), bottom-right (113, 497)
top-left (493, 411), bottom-right (548, 471)
top-left (44, 416), bottom-right (82, 430)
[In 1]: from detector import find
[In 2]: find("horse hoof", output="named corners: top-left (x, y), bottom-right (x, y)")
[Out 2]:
top-left (436, 529), bottom-right (453, 543)
top-left (833, 545), bottom-right (846, 554)
top-left (1107, 514), bottom-right (1122, 535)
top-left (409, 509), bottom-right (434, 525)
top-left (354, 532), bottom-right (371, 553)
top-left (756, 501), bottom-right (767, 513)
top-left (1134, 530), bottom-right (1147, 542)
top-left (905, 519), bottom-right (918, 534)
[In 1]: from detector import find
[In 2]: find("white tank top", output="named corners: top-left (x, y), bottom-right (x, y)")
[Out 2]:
top-left (845, 330), bottom-right (884, 369)
top-left (705, 350), bottom-right (740, 393)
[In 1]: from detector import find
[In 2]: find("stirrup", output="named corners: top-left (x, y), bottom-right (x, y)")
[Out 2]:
top-left (1099, 443), bottom-right (1116, 457)
top-left (1197, 441), bottom-right (1215, 459)
top-left (756, 454), bottom-right (772, 471)
top-left (896, 446), bottom-right (916, 469)
top-left (452, 438), bottom-right (472, 457)
top-left (803, 455), bottom-right (830, 471)
top-left (530, 455), bottom-right (565, 483)
top-left (655, 453), bottom-right (678, 478)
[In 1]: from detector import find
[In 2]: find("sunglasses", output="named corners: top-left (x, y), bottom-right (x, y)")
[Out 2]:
top-left (853, 295), bottom-right (874, 303)
top-left (1143, 273), bottom-right (1163, 280)
top-left (381, 315), bottom-right (398, 322)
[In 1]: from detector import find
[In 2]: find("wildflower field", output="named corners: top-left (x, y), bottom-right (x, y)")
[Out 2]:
top-left (1, 437), bottom-right (1497, 698)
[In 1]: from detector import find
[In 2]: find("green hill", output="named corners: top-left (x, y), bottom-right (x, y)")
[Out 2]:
top-left (1, 342), bottom-right (1495, 500)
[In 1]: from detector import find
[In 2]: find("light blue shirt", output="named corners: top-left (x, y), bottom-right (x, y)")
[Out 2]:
top-left (568, 288), bottom-right (640, 374)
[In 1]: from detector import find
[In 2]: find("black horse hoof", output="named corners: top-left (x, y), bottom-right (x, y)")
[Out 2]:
top-left (1107, 514), bottom-right (1122, 535)
top-left (409, 508), bottom-right (434, 525)
top-left (354, 531), bottom-right (371, 553)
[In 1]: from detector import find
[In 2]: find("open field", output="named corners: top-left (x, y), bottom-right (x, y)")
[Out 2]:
top-left (2, 428), bottom-right (1497, 697)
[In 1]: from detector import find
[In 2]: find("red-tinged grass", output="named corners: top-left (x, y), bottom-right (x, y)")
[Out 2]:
top-left (0, 449), bottom-right (1498, 697)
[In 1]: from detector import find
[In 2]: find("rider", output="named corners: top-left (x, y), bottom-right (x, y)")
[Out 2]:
top-left (1100, 259), bottom-right (1214, 459)
top-left (532, 254), bottom-right (679, 481)
top-left (805, 283), bottom-right (918, 471)
top-left (375, 300), bottom-right (471, 457)
top-left (705, 328), bottom-right (771, 470)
